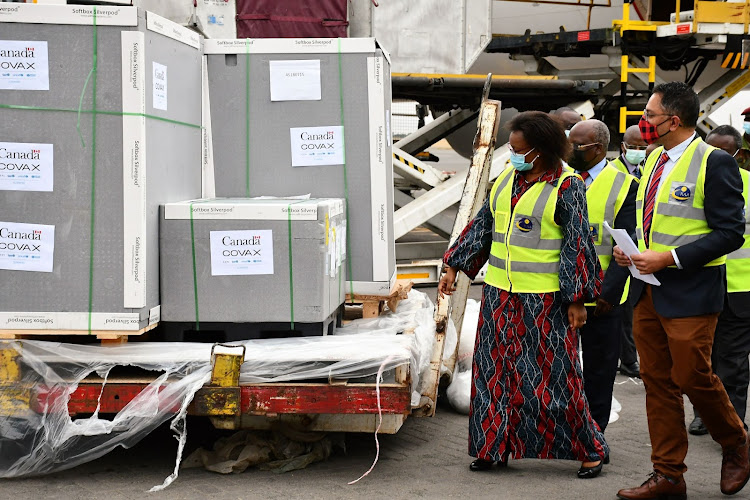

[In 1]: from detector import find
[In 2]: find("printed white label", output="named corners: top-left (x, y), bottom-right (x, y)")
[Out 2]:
top-left (0, 40), bottom-right (49, 91)
top-left (367, 55), bottom-right (390, 280)
top-left (0, 221), bottom-right (54, 273)
top-left (122, 32), bottom-right (148, 308)
top-left (153, 62), bottom-right (167, 111)
top-left (210, 229), bottom-right (274, 276)
top-left (290, 126), bottom-right (344, 167)
top-left (0, 311), bottom-right (144, 331)
top-left (0, 142), bottom-right (53, 192)
top-left (269, 59), bottom-right (321, 102)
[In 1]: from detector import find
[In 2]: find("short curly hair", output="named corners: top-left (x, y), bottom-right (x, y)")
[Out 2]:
top-left (507, 111), bottom-right (571, 162)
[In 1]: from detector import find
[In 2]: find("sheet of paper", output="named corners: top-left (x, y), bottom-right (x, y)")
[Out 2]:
top-left (290, 126), bottom-right (344, 167)
top-left (0, 141), bottom-right (54, 192)
top-left (0, 40), bottom-right (49, 91)
top-left (269, 59), bottom-right (321, 101)
top-left (0, 221), bottom-right (55, 273)
top-left (603, 221), bottom-right (661, 286)
top-left (210, 229), bottom-right (273, 276)
top-left (152, 62), bottom-right (167, 110)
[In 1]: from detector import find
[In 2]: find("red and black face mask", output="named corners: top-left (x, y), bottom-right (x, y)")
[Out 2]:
top-left (639, 114), bottom-right (673, 145)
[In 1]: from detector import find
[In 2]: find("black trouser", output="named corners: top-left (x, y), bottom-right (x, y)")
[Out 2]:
top-left (619, 299), bottom-right (638, 366)
top-left (711, 303), bottom-right (750, 426)
top-left (581, 305), bottom-right (623, 433)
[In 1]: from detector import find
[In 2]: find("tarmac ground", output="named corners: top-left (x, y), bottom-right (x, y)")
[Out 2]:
top-left (2, 284), bottom-right (748, 500)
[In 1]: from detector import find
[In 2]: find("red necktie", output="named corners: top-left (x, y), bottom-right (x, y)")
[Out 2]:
top-left (578, 170), bottom-right (590, 188)
top-left (643, 152), bottom-right (670, 247)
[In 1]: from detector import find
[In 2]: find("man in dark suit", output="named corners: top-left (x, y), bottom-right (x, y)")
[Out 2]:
top-left (688, 125), bottom-right (750, 436)
top-left (567, 119), bottom-right (637, 443)
top-left (614, 82), bottom-right (748, 500)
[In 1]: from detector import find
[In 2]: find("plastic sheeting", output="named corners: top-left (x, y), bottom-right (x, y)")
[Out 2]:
top-left (0, 289), bottom-right (439, 487)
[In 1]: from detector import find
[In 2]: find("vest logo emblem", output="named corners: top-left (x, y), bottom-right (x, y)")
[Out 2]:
top-left (671, 185), bottom-right (692, 202)
top-left (516, 218), bottom-right (533, 232)
top-left (590, 225), bottom-right (598, 239)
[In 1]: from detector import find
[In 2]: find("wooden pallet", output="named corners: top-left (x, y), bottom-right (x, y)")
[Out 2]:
top-left (0, 322), bottom-right (158, 345)
top-left (344, 280), bottom-right (413, 319)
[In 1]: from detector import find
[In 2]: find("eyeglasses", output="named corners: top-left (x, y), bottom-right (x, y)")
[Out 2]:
top-left (571, 143), bottom-right (600, 152)
top-left (623, 142), bottom-right (647, 150)
top-left (508, 145), bottom-right (534, 156)
top-left (733, 148), bottom-right (740, 158)
top-left (642, 111), bottom-right (673, 121)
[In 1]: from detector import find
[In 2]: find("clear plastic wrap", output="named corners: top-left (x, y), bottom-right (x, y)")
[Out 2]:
top-left (0, 289), bottom-right (438, 487)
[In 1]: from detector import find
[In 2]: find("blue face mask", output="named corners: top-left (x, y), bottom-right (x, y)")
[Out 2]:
top-left (510, 147), bottom-right (538, 172)
top-left (743, 122), bottom-right (750, 135)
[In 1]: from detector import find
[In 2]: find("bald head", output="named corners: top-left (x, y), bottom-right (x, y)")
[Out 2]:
top-left (568, 119), bottom-right (608, 170)
top-left (551, 106), bottom-right (582, 131)
top-left (623, 125), bottom-right (646, 147)
top-left (570, 120), bottom-right (610, 148)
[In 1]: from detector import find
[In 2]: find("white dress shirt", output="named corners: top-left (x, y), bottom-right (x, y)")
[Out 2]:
top-left (575, 157), bottom-right (608, 188)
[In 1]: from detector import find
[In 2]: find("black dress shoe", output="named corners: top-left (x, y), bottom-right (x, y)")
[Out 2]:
top-left (619, 361), bottom-right (640, 378)
top-left (577, 460), bottom-right (603, 479)
top-left (688, 416), bottom-right (708, 436)
top-left (469, 458), bottom-right (494, 471)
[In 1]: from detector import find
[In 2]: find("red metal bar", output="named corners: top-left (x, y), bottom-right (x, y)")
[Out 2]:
top-left (32, 382), bottom-right (411, 416)
top-left (32, 384), bottom-right (174, 415)
top-left (240, 384), bottom-right (411, 415)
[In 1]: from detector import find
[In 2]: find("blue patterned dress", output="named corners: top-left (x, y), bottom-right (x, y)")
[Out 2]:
top-left (444, 164), bottom-right (608, 463)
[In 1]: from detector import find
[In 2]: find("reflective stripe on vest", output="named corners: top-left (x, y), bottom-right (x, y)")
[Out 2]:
top-left (635, 138), bottom-right (725, 267)
top-left (585, 163), bottom-right (634, 305)
top-left (727, 169), bottom-right (750, 293)
top-left (485, 167), bottom-right (573, 293)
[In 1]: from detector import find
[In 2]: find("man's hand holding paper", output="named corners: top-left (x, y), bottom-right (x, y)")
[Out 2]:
top-left (604, 221), bottom-right (661, 286)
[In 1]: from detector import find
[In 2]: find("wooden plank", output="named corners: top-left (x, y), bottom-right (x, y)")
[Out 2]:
top-left (435, 81), bottom-right (501, 382)
top-left (344, 280), bottom-right (413, 319)
top-left (238, 413), bottom-right (407, 434)
top-left (0, 322), bottom-right (157, 341)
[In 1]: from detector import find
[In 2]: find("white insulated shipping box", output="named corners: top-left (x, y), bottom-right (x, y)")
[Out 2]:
top-left (160, 198), bottom-right (346, 324)
top-left (203, 38), bottom-right (395, 295)
top-left (0, 5), bottom-right (203, 331)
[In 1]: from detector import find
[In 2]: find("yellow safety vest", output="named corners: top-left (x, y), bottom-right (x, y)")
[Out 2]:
top-left (727, 169), bottom-right (750, 293)
top-left (609, 157), bottom-right (641, 181)
top-left (611, 157), bottom-right (629, 176)
top-left (584, 163), bottom-right (635, 305)
top-left (485, 167), bottom-right (576, 293)
top-left (635, 138), bottom-right (725, 267)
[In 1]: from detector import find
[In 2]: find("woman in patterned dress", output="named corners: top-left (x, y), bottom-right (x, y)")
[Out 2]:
top-left (438, 111), bottom-right (608, 478)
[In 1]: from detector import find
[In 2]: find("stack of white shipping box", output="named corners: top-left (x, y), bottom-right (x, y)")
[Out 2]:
top-left (203, 38), bottom-right (395, 296)
top-left (0, 5), bottom-right (203, 331)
